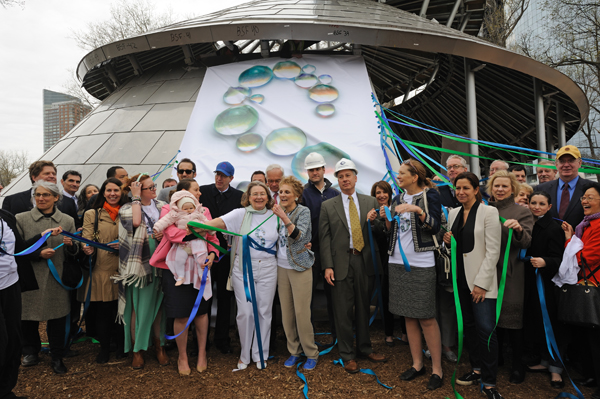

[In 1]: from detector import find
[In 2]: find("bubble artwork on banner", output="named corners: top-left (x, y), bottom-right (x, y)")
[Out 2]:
top-left (178, 55), bottom-right (383, 193)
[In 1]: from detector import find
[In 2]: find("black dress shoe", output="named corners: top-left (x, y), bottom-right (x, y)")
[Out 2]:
top-left (51, 359), bottom-right (67, 375)
top-left (21, 354), bottom-right (40, 367)
top-left (400, 366), bottom-right (426, 381)
top-left (96, 350), bottom-right (110, 364)
top-left (385, 339), bottom-right (395, 347)
top-left (426, 374), bottom-right (443, 390)
top-left (509, 369), bottom-right (526, 384)
top-left (115, 350), bottom-right (127, 360)
top-left (575, 377), bottom-right (598, 387)
top-left (550, 379), bottom-right (565, 389)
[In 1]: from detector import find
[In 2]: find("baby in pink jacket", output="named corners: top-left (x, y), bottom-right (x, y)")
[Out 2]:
top-left (153, 191), bottom-right (208, 286)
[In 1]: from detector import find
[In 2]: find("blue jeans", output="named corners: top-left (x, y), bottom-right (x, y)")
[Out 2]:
top-left (458, 289), bottom-right (498, 387)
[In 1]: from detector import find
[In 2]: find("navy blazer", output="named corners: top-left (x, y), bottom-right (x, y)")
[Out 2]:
top-left (438, 184), bottom-right (460, 209)
top-left (536, 177), bottom-right (593, 229)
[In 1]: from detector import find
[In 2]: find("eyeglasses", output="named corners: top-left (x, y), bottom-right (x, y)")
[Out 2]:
top-left (142, 185), bottom-right (157, 191)
top-left (557, 158), bottom-right (580, 165)
top-left (34, 193), bottom-right (54, 198)
top-left (447, 164), bottom-right (465, 170)
top-left (177, 169), bottom-right (195, 175)
top-left (250, 193), bottom-right (268, 197)
top-left (403, 159), bottom-right (418, 174)
top-left (580, 196), bottom-right (600, 202)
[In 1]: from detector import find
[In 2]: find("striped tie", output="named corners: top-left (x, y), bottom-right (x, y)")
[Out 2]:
top-left (349, 196), bottom-right (364, 251)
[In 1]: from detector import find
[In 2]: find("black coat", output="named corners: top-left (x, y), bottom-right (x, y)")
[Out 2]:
top-left (537, 177), bottom-right (593, 229)
top-left (0, 209), bottom-right (46, 292)
top-left (2, 189), bottom-right (80, 228)
top-left (438, 184), bottom-right (460, 209)
top-left (523, 215), bottom-right (565, 344)
top-left (199, 184), bottom-right (244, 249)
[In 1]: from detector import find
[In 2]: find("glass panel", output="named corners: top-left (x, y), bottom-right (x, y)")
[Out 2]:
top-left (87, 131), bottom-right (164, 164)
top-left (42, 137), bottom-right (75, 161)
top-left (66, 111), bottom-right (115, 137)
top-left (132, 102), bottom-right (195, 131)
top-left (93, 104), bottom-right (154, 134)
top-left (55, 164), bottom-right (100, 187)
top-left (53, 134), bottom-right (113, 164)
top-left (145, 67), bottom-right (186, 83)
top-left (145, 78), bottom-right (203, 104)
top-left (111, 83), bottom-right (163, 109)
top-left (141, 130), bottom-right (186, 164)
top-left (95, 88), bottom-right (130, 112)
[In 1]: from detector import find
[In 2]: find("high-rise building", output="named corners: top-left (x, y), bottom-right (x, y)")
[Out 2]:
top-left (43, 89), bottom-right (91, 151)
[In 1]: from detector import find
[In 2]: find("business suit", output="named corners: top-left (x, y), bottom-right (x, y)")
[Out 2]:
top-left (448, 202), bottom-right (502, 387)
top-left (537, 177), bottom-right (593, 229)
top-left (319, 192), bottom-right (382, 361)
top-left (2, 189), bottom-right (80, 228)
top-left (438, 184), bottom-right (460, 209)
top-left (199, 183), bottom-right (243, 350)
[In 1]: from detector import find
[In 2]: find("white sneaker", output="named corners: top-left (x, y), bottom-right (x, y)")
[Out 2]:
top-left (256, 361), bottom-right (267, 370)
top-left (237, 361), bottom-right (248, 370)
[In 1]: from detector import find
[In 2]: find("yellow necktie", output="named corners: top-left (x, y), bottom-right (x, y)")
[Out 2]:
top-left (349, 196), bottom-right (364, 251)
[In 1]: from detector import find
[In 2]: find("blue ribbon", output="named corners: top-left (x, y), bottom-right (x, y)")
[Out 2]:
top-left (535, 269), bottom-right (584, 399)
top-left (47, 259), bottom-right (83, 291)
top-left (66, 256), bottom-right (94, 349)
top-left (381, 206), bottom-right (411, 271)
top-left (165, 265), bottom-right (209, 340)
top-left (0, 232), bottom-right (51, 256)
top-left (296, 361), bottom-right (310, 399)
top-left (367, 221), bottom-right (386, 331)
top-left (333, 358), bottom-right (394, 390)
top-left (60, 230), bottom-right (118, 253)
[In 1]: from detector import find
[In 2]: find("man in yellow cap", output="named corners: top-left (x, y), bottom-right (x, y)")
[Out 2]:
top-left (537, 145), bottom-right (593, 228)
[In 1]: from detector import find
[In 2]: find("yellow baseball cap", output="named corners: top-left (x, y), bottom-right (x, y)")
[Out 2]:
top-left (556, 145), bottom-right (581, 160)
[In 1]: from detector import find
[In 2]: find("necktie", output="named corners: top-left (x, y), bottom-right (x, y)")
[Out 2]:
top-left (558, 183), bottom-right (570, 219)
top-left (273, 193), bottom-right (278, 204)
top-left (349, 196), bottom-right (364, 251)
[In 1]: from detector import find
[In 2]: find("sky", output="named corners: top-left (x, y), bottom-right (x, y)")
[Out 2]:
top-left (0, 0), bottom-right (246, 161)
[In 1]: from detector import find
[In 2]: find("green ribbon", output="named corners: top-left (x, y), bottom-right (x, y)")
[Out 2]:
top-left (489, 216), bottom-right (512, 348)
top-left (187, 213), bottom-right (276, 240)
top-left (449, 235), bottom-right (465, 399)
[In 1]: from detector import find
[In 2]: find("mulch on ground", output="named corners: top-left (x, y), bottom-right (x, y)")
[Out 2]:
top-left (14, 322), bottom-right (594, 398)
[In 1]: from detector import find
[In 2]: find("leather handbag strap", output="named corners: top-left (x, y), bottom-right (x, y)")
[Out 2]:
top-left (422, 189), bottom-right (442, 251)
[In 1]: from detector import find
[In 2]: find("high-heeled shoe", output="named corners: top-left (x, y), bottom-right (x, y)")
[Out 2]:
top-left (197, 365), bottom-right (207, 373)
top-left (179, 368), bottom-right (191, 376)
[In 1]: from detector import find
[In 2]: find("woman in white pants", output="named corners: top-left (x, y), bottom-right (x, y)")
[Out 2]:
top-left (200, 182), bottom-right (278, 370)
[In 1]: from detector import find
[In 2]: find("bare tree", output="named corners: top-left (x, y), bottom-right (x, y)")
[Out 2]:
top-left (0, 150), bottom-right (29, 188)
top-left (481, 0), bottom-right (530, 47)
top-left (71, 0), bottom-right (175, 51)
top-left (62, 69), bottom-right (100, 109)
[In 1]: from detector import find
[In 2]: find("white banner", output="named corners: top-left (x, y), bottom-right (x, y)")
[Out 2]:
top-left (178, 55), bottom-right (384, 193)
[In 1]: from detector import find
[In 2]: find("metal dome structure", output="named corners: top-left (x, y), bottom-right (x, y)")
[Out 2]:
top-left (0, 0), bottom-right (588, 198)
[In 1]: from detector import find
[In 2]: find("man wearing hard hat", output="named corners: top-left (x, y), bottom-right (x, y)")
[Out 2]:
top-left (319, 158), bottom-right (387, 373)
top-left (301, 152), bottom-right (340, 344)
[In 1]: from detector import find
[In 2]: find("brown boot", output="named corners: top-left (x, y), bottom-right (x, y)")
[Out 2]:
top-left (154, 338), bottom-right (169, 366)
top-left (132, 351), bottom-right (144, 369)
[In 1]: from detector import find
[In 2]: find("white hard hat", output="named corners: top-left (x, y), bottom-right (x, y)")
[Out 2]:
top-left (304, 152), bottom-right (326, 169)
top-left (334, 158), bottom-right (358, 177)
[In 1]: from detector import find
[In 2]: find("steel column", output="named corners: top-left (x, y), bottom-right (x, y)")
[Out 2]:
top-left (464, 59), bottom-right (480, 176)
top-left (533, 78), bottom-right (547, 153)
top-left (556, 101), bottom-right (566, 148)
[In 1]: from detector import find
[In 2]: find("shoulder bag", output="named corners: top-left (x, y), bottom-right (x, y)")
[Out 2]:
top-left (557, 254), bottom-right (600, 328)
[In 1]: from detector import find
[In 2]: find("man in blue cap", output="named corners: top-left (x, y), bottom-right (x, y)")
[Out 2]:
top-left (200, 161), bottom-right (244, 354)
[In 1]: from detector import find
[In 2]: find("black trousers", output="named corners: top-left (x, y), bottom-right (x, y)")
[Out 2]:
top-left (0, 282), bottom-right (22, 399)
top-left (22, 317), bottom-right (67, 360)
top-left (311, 250), bottom-right (336, 338)
top-left (88, 300), bottom-right (122, 354)
top-left (210, 253), bottom-right (234, 347)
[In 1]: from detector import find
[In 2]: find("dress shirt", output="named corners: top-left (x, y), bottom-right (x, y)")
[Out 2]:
top-left (556, 175), bottom-right (579, 211)
top-left (63, 191), bottom-right (78, 211)
top-left (341, 191), bottom-right (361, 249)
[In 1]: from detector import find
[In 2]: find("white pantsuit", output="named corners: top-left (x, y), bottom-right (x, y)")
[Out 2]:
top-left (231, 257), bottom-right (278, 365)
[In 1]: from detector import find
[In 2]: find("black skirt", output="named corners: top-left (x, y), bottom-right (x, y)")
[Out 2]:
top-left (161, 269), bottom-right (209, 319)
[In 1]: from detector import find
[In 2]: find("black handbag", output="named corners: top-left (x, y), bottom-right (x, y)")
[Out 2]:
top-left (422, 190), bottom-right (452, 287)
top-left (557, 254), bottom-right (600, 328)
top-left (61, 251), bottom-right (83, 288)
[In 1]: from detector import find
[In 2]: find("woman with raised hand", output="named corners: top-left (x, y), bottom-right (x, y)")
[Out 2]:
top-left (487, 170), bottom-right (533, 385)
top-left (444, 172), bottom-right (503, 399)
top-left (522, 191), bottom-right (565, 389)
top-left (117, 174), bottom-right (168, 370)
top-left (370, 181), bottom-right (407, 347)
top-left (272, 176), bottom-right (319, 371)
top-left (198, 181), bottom-right (278, 370)
top-left (81, 177), bottom-right (125, 364)
top-left (382, 159), bottom-right (443, 391)
top-left (17, 181), bottom-right (79, 375)
top-left (150, 178), bottom-right (219, 375)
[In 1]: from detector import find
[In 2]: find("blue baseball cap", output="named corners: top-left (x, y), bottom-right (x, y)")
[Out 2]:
top-left (214, 162), bottom-right (235, 177)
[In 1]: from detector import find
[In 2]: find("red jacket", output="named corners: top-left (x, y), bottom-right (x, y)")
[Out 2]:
top-left (566, 218), bottom-right (600, 283)
top-left (150, 205), bottom-right (220, 269)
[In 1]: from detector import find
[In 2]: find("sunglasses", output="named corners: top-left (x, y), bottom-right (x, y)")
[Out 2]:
top-left (403, 159), bottom-right (418, 174)
top-left (177, 169), bottom-right (195, 175)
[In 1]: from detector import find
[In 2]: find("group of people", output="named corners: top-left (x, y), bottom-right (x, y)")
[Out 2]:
top-left (0, 144), bottom-right (599, 399)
